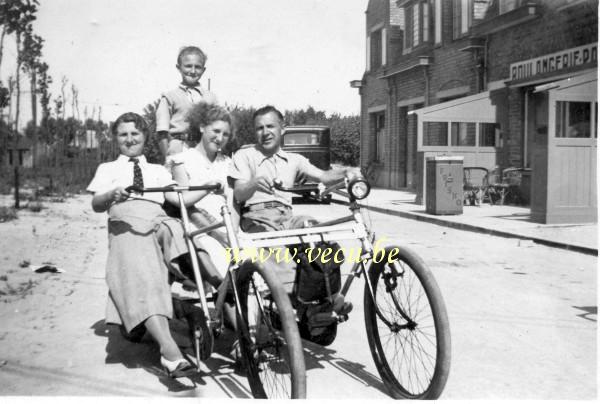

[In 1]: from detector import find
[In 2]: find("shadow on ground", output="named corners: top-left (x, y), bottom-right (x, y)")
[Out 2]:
top-left (90, 319), bottom-right (252, 398)
top-left (300, 339), bottom-right (389, 396)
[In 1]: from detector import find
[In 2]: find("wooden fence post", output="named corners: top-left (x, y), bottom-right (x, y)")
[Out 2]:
top-left (14, 165), bottom-right (19, 209)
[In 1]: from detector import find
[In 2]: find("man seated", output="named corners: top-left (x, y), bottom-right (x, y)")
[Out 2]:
top-left (227, 105), bottom-right (359, 322)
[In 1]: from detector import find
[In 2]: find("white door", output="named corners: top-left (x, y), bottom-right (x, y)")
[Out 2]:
top-left (546, 73), bottom-right (597, 223)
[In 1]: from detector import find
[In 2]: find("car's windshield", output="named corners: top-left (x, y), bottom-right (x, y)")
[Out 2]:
top-left (283, 132), bottom-right (321, 145)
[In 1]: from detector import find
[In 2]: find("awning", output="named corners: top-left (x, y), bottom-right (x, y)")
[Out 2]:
top-left (410, 91), bottom-right (496, 122)
top-left (534, 70), bottom-right (597, 98)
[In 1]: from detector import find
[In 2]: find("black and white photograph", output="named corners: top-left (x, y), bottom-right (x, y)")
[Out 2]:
top-left (0, 0), bottom-right (597, 400)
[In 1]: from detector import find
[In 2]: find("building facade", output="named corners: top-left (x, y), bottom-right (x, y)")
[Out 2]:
top-left (356, 0), bottom-right (598, 223)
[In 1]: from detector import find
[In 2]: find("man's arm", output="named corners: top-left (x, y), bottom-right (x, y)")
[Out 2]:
top-left (231, 176), bottom-right (273, 203)
top-left (301, 161), bottom-right (359, 185)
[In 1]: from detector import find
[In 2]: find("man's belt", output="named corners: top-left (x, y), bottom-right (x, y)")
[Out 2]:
top-left (242, 201), bottom-right (291, 213)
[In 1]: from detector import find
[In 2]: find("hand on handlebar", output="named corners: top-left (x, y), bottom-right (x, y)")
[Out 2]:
top-left (111, 186), bottom-right (131, 203)
top-left (205, 180), bottom-right (224, 195)
top-left (344, 167), bottom-right (362, 181)
top-left (254, 176), bottom-right (276, 194)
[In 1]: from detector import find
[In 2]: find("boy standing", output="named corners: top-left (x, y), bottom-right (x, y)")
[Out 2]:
top-left (156, 46), bottom-right (218, 157)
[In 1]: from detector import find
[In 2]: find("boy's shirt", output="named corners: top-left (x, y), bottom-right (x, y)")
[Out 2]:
top-left (87, 154), bottom-right (175, 205)
top-left (155, 84), bottom-right (218, 136)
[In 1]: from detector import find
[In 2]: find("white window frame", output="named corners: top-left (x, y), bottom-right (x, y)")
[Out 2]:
top-left (413, 4), bottom-right (420, 47)
top-left (367, 23), bottom-right (384, 71)
top-left (366, 34), bottom-right (370, 72)
top-left (460, 0), bottom-right (470, 34)
top-left (434, 0), bottom-right (442, 44)
top-left (422, 1), bottom-right (429, 43)
top-left (381, 27), bottom-right (387, 66)
top-left (420, 118), bottom-right (498, 151)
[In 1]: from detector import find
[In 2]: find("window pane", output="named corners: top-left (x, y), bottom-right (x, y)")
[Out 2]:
top-left (404, 6), bottom-right (413, 49)
top-left (423, 122), bottom-right (448, 146)
top-left (595, 102), bottom-right (597, 138)
top-left (479, 123), bottom-right (498, 146)
top-left (450, 122), bottom-right (476, 146)
top-left (555, 101), bottom-right (591, 138)
top-left (377, 130), bottom-right (385, 161)
top-left (413, 5), bottom-right (420, 46)
top-left (435, 0), bottom-right (442, 43)
top-left (461, 0), bottom-right (469, 34)
top-left (283, 132), bottom-right (321, 145)
top-left (453, 0), bottom-right (461, 39)
top-left (370, 30), bottom-right (382, 69)
top-left (500, 0), bottom-right (518, 14)
top-left (473, 0), bottom-right (494, 23)
top-left (422, 1), bottom-right (429, 42)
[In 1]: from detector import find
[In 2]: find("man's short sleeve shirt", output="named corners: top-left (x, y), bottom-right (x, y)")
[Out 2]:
top-left (228, 146), bottom-right (315, 207)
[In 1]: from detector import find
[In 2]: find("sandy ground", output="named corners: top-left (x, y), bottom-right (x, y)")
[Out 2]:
top-left (0, 195), bottom-right (112, 392)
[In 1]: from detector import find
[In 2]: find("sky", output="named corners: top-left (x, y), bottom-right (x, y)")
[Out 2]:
top-left (2, 0), bottom-right (367, 125)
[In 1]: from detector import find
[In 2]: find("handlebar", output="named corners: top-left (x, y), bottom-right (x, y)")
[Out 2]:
top-left (272, 179), bottom-right (345, 195)
top-left (273, 175), bottom-right (370, 202)
top-left (125, 183), bottom-right (222, 194)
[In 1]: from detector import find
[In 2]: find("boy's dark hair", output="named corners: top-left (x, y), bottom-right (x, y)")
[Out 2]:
top-left (177, 46), bottom-right (207, 66)
top-left (187, 102), bottom-right (235, 143)
top-left (111, 112), bottom-right (149, 137)
top-left (253, 105), bottom-right (284, 124)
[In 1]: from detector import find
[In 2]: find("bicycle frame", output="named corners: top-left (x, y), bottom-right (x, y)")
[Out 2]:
top-left (131, 182), bottom-right (396, 348)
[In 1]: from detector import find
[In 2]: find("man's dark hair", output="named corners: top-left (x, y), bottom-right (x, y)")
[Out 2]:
top-left (111, 112), bottom-right (149, 137)
top-left (253, 105), bottom-right (284, 124)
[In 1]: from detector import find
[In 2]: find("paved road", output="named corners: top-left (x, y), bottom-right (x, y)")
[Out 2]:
top-left (0, 197), bottom-right (596, 399)
top-left (300, 201), bottom-right (597, 399)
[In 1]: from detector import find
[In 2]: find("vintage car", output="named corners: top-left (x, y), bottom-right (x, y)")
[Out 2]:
top-left (281, 125), bottom-right (332, 202)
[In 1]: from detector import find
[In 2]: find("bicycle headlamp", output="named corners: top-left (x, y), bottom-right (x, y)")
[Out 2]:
top-left (348, 177), bottom-right (371, 200)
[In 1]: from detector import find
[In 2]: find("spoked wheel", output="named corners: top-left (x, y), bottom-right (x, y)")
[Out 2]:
top-left (235, 262), bottom-right (307, 399)
top-left (364, 246), bottom-right (451, 399)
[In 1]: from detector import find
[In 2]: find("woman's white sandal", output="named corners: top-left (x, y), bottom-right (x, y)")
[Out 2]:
top-left (160, 356), bottom-right (195, 378)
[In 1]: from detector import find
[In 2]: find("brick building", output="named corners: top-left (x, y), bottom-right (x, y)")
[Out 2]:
top-left (355, 0), bottom-right (597, 223)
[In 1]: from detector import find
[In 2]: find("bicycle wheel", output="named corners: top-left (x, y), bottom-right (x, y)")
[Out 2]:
top-left (363, 246), bottom-right (451, 399)
top-left (235, 262), bottom-right (307, 399)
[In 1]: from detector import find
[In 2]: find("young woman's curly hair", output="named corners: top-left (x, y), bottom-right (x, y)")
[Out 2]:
top-left (186, 102), bottom-right (235, 145)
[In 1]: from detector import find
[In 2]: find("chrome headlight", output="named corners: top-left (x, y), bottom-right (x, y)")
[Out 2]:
top-left (348, 177), bottom-right (371, 200)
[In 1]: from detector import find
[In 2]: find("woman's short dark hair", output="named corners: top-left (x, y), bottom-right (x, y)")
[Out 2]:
top-left (111, 112), bottom-right (149, 138)
top-left (186, 102), bottom-right (234, 143)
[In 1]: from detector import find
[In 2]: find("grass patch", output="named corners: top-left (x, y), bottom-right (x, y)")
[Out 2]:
top-left (0, 278), bottom-right (38, 298)
top-left (0, 206), bottom-right (17, 222)
top-left (27, 201), bottom-right (44, 212)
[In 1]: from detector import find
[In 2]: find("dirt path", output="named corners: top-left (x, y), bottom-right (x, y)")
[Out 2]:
top-left (0, 195), bottom-right (257, 397)
top-left (0, 195), bottom-right (114, 394)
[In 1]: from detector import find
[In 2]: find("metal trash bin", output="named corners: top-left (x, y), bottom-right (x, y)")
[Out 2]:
top-left (425, 156), bottom-right (463, 215)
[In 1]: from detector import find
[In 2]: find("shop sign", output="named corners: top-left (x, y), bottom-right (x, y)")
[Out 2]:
top-left (509, 43), bottom-right (597, 81)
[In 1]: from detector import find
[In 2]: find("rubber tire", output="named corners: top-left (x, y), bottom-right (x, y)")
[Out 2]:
top-left (364, 246), bottom-right (451, 399)
top-left (235, 262), bottom-right (307, 399)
